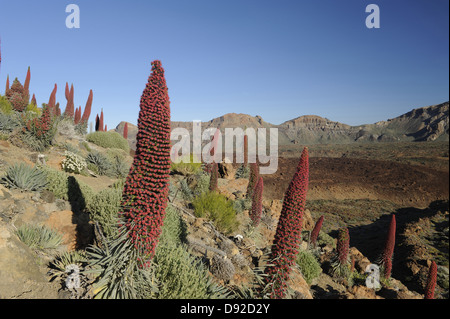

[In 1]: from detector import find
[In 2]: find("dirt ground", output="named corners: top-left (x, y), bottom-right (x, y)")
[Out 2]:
top-left (262, 156), bottom-right (449, 208)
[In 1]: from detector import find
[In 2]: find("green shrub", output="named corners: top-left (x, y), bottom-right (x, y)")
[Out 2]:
top-left (0, 95), bottom-right (13, 114)
top-left (61, 151), bottom-right (87, 174)
top-left (15, 224), bottom-right (63, 253)
top-left (160, 205), bottom-right (187, 245)
top-left (86, 131), bottom-right (129, 152)
top-left (296, 250), bottom-right (322, 285)
top-left (87, 187), bottom-right (122, 239)
top-left (0, 112), bottom-right (19, 132)
top-left (317, 231), bottom-right (336, 248)
top-left (192, 191), bottom-right (239, 234)
top-left (42, 167), bottom-right (70, 200)
top-left (1, 163), bottom-right (48, 191)
top-left (233, 198), bottom-right (252, 214)
top-left (109, 155), bottom-right (130, 178)
top-left (154, 241), bottom-right (227, 299)
top-left (86, 151), bottom-right (112, 176)
top-left (171, 154), bottom-right (202, 175)
top-left (192, 171), bottom-right (210, 197)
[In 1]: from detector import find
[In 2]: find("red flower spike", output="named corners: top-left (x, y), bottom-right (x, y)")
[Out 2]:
top-left (310, 215), bottom-right (324, 248)
top-left (118, 60), bottom-right (171, 268)
top-left (424, 261), bottom-right (437, 299)
top-left (264, 147), bottom-right (309, 299)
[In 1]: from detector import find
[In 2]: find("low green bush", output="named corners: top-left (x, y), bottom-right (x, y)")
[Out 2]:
top-left (87, 187), bottom-right (122, 239)
top-left (86, 131), bottom-right (129, 152)
top-left (0, 95), bottom-right (13, 114)
top-left (296, 250), bottom-right (322, 285)
top-left (192, 191), bottom-right (239, 234)
top-left (154, 241), bottom-right (226, 299)
top-left (171, 154), bottom-right (202, 176)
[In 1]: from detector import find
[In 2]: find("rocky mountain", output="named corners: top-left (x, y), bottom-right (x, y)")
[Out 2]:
top-left (116, 102), bottom-right (449, 150)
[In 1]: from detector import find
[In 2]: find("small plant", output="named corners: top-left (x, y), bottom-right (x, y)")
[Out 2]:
top-left (331, 227), bottom-right (351, 279)
top-left (192, 191), bottom-right (239, 234)
top-left (1, 162), bottom-right (48, 191)
top-left (42, 166), bottom-right (70, 200)
top-left (109, 155), bottom-right (130, 178)
top-left (86, 151), bottom-right (112, 176)
top-left (296, 250), bottom-right (322, 285)
top-left (15, 224), bottom-right (63, 253)
top-left (87, 187), bottom-right (122, 240)
top-left (86, 131), bottom-right (129, 152)
top-left (0, 111), bottom-right (19, 132)
top-left (210, 254), bottom-right (236, 283)
top-left (61, 150), bottom-right (87, 174)
top-left (0, 94), bottom-right (13, 114)
top-left (171, 154), bottom-right (202, 176)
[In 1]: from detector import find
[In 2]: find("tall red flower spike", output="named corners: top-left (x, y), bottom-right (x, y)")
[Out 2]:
top-left (123, 122), bottom-right (128, 139)
top-left (337, 227), bottom-right (350, 265)
top-left (209, 162), bottom-right (219, 192)
top-left (5, 75), bottom-right (9, 94)
top-left (64, 83), bottom-right (74, 118)
top-left (246, 161), bottom-right (259, 199)
top-left (31, 94), bottom-right (37, 105)
top-left (74, 106), bottom-right (81, 124)
top-left (24, 66), bottom-right (31, 97)
top-left (81, 89), bottom-right (93, 124)
top-left (48, 84), bottom-right (57, 116)
top-left (104, 124), bottom-right (107, 131)
top-left (265, 147), bottom-right (309, 299)
top-left (250, 176), bottom-right (264, 226)
top-left (424, 261), bottom-right (437, 299)
top-left (65, 82), bottom-right (70, 100)
top-left (382, 214), bottom-right (396, 278)
top-left (243, 134), bottom-right (248, 166)
top-left (99, 109), bottom-right (104, 132)
top-left (119, 60), bottom-right (171, 268)
top-left (310, 215), bottom-right (324, 248)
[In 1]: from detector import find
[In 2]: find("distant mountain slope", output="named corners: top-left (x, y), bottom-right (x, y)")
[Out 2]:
top-left (116, 101), bottom-right (449, 150)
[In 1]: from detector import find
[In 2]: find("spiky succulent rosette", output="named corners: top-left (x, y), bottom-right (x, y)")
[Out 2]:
top-left (265, 147), bottom-right (309, 299)
top-left (119, 60), bottom-right (171, 268)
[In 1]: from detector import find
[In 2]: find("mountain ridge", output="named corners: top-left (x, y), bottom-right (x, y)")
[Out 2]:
top-left (116, 101), bottom-right (449, 150)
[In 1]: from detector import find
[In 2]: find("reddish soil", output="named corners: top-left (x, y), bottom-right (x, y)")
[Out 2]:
top-left (262, 157), bottom-right (449, 208)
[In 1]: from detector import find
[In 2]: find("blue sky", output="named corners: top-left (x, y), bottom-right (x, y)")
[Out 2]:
top-left (0, 0), bottom-right (448, 128)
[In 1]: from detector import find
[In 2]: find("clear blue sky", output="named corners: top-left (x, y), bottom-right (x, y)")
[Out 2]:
top-left (0, 0), bottom-right (448, 128)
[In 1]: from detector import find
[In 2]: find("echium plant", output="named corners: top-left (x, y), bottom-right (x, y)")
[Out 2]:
top-left (246, 162), bottom-right (259, 199)
top-left (380, 214), bottom-right (396, 279)
top-left (119, 60), bottom-right (171, 268)
top-left (310, 215), bottom-right (324, 248)
top-left (424, 261), bottom-right (437, 299)
top-left (332, 227), bottom-right (351, 278)
top-left (264, 147), bottom-right (309, 299)
top-left (250, 176), bottom-right (263, 226)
